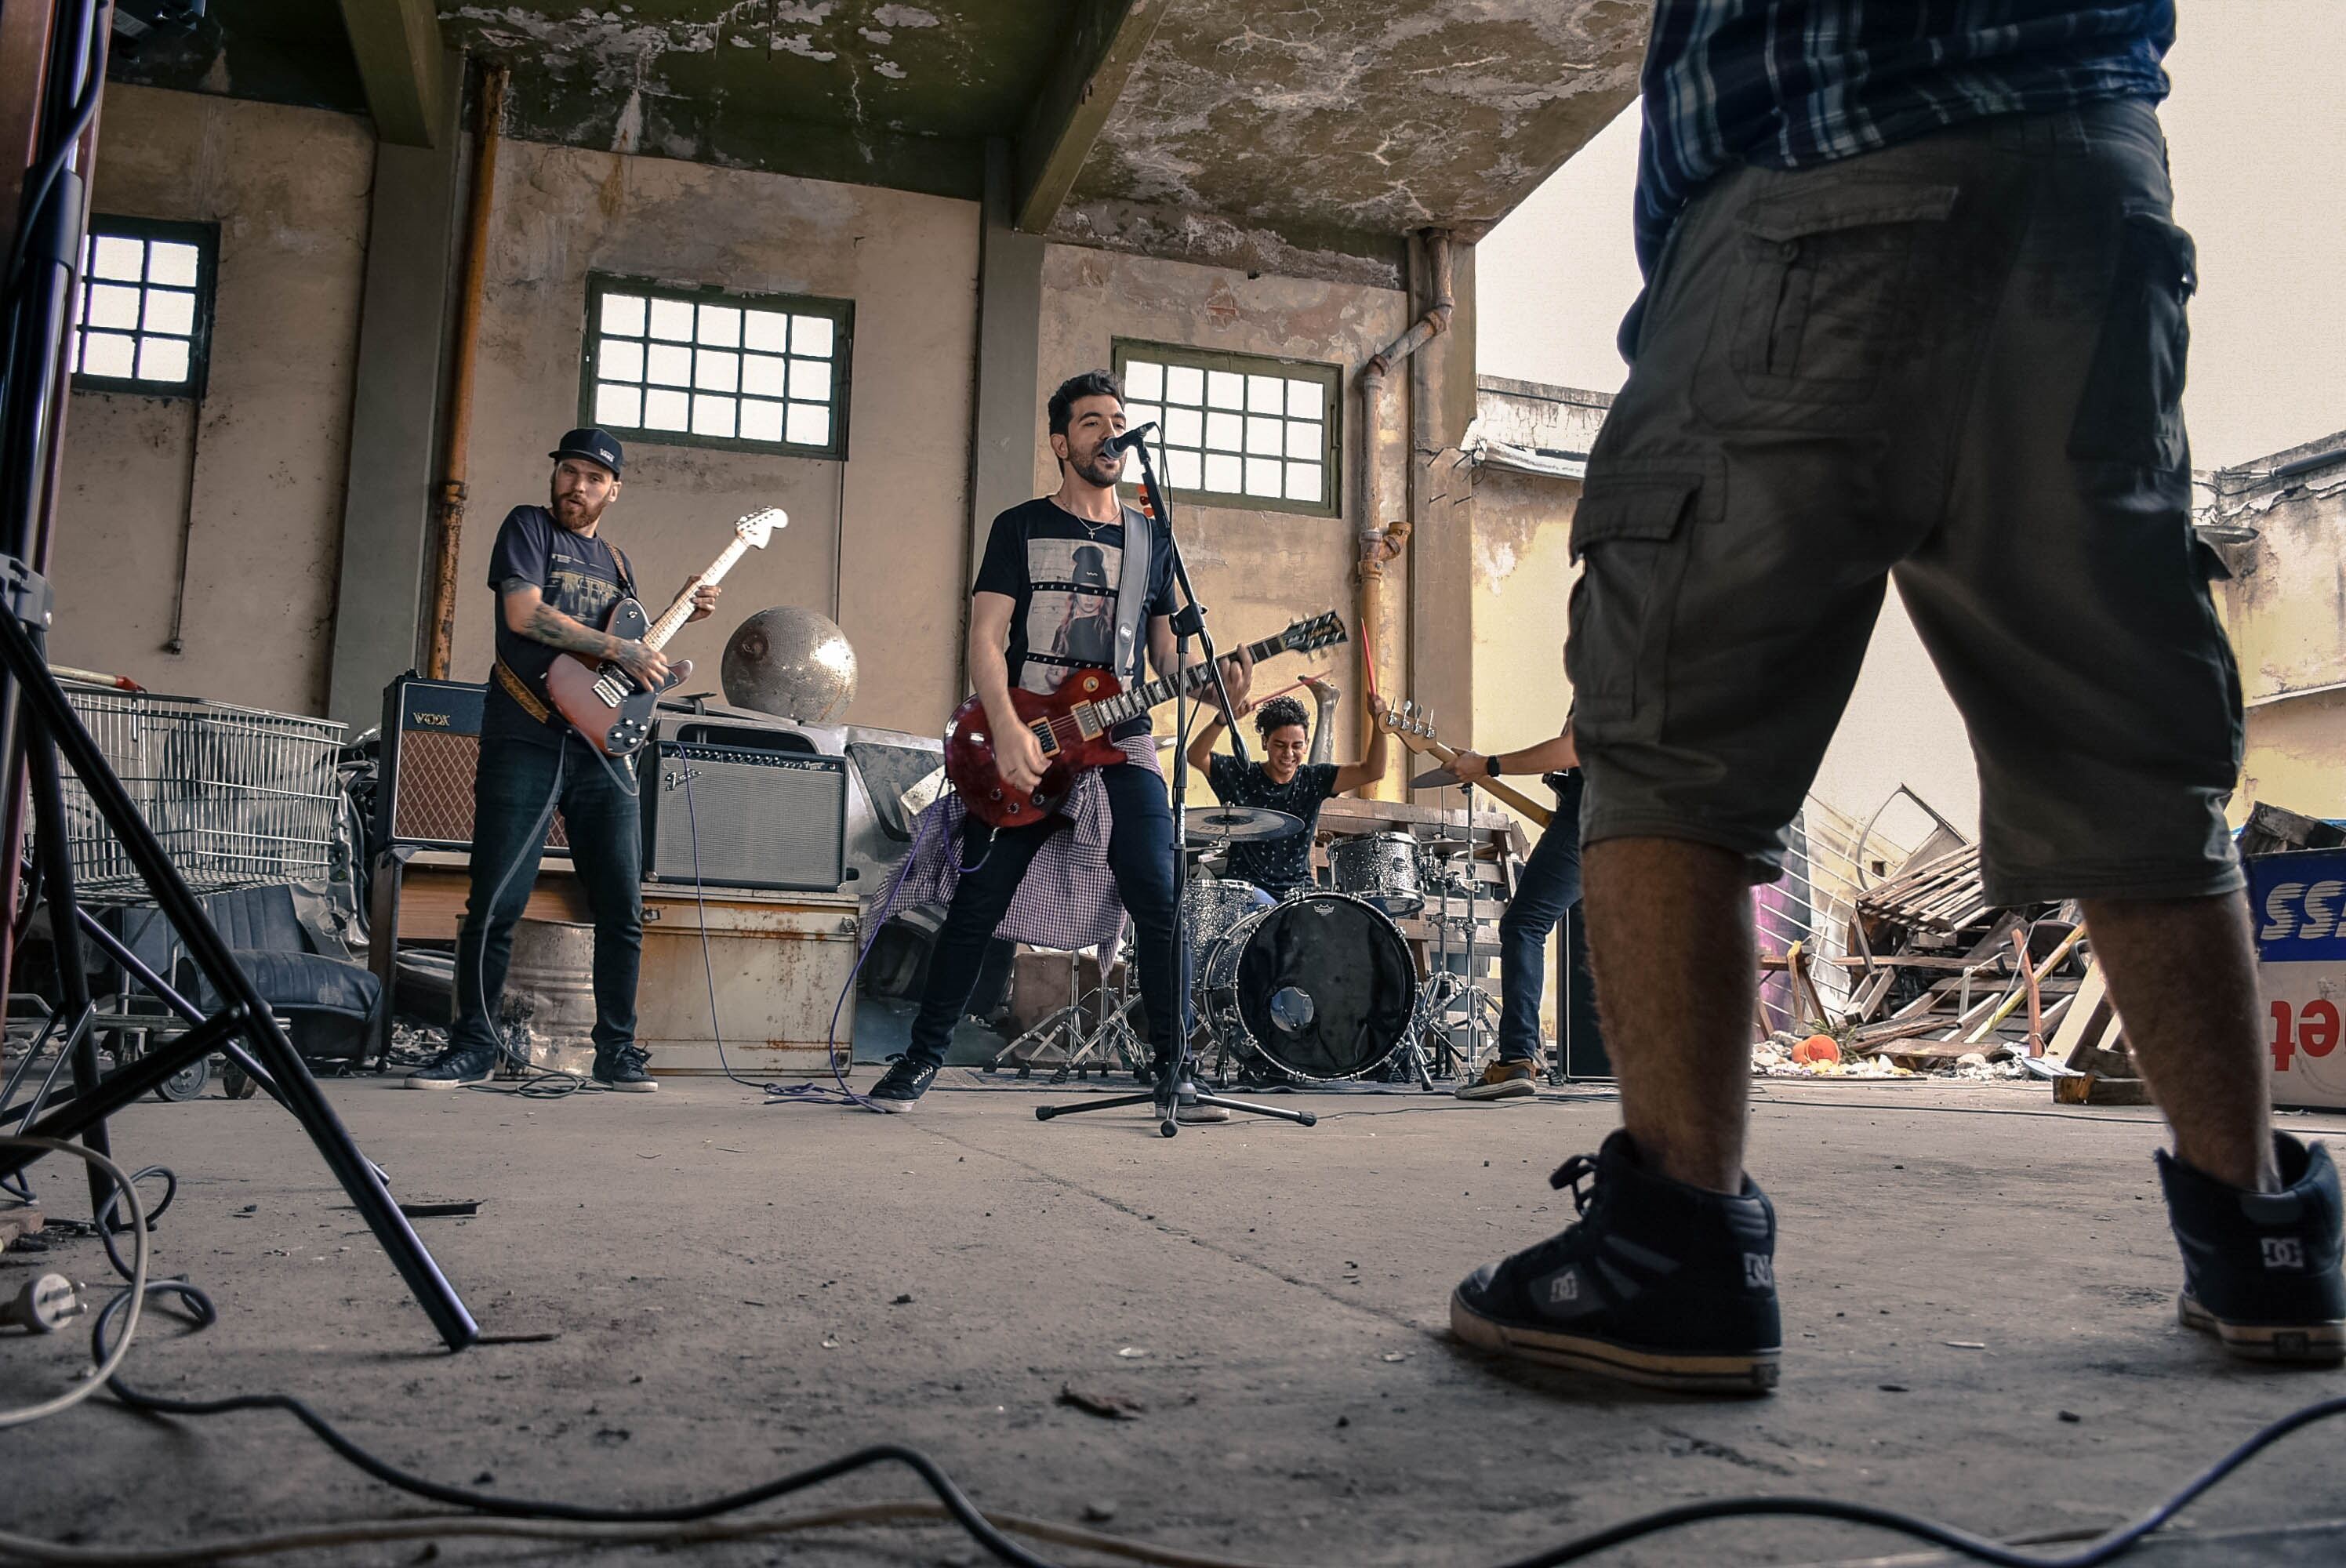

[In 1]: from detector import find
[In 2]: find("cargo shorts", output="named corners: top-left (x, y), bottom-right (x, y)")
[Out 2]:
top-left (1568, 99), bottom-right (2244, 907)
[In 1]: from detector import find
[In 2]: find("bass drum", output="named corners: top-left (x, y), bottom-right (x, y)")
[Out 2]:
top-left (1200, 893), bottom-right (1417, 1081)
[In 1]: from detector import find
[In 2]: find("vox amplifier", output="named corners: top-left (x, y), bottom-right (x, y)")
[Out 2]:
top-left (378, 674), bottom-right (569, 854)
top-left (638, 741), bottom-right (845, 892)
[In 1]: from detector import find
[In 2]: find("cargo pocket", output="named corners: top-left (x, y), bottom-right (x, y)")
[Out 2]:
top-left (1565, 474), bottom-right (1701, 739)
top-left (2068, 207), bottom-right (2195, 468)
top-left (1723, 183), bottom-right (1959, 405)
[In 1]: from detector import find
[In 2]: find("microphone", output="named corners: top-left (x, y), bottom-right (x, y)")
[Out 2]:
top-left (1101, 422), bottom-right (1158, 456)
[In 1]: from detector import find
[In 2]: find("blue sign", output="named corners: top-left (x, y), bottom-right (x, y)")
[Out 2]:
top-left (2249, 848), bottom-right (2346, 964)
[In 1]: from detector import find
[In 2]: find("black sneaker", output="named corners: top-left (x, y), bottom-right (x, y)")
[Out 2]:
top-left (403, 1044), bottom-right (497, 1090)
top-left (2158, 1133), bottom-right (2344, 1364)
top-left (865, 1057), bottom-right (939, 1112)
top-left (1450, 1130), bottom-right (1781, 1393)
top-left (592, 1044), bottom-right (659, 1093)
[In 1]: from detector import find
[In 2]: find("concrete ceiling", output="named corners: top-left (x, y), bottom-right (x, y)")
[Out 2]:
top-left (110, 1), bottom-right (1647, 286)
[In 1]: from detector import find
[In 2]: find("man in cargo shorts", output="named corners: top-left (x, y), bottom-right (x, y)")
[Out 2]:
top-left (1451, 2), bottom-right (2344, 1392)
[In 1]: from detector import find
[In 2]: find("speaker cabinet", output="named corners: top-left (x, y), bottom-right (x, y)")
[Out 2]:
top-left (378, 675), bottom-right (568, 854)
top-left (639, 741), bottom-right (845, 892)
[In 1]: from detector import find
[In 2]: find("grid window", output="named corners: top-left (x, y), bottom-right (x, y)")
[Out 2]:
top-left (583, 276), bottom-right (851, 459)
top-left (1113, 342), bottom-right (1340, 517)
top-left (71, 218), bottom-right (214, 397)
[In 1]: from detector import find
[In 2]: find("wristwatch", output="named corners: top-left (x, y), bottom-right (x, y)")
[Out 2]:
top-left (1484, 754), bottom-right (1503, 779)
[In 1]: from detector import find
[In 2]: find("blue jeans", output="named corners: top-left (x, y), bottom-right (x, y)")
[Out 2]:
top-left (451, 734), bottom-right (643, 1056)
top-left (907, 762), bottom-right (1182, 1069)
top-left (1497, 771), bottom-right (1584, 1065)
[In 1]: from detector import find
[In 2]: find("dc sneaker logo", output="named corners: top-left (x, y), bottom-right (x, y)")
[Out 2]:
top-left (1545, 1269), bottom-right (1581, 1305)
top-left (2262, 1238), bottom-right (2306, 1271)
top-left (1744, 1254), bottom-right (1774, 1289)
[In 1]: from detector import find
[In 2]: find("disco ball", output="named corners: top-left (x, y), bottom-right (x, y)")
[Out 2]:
top-left (720, 606), bottom-right (858, 721)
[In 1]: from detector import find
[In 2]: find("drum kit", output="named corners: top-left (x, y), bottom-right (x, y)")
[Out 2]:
top-left (989, 796), bottom-right (1507, 1091)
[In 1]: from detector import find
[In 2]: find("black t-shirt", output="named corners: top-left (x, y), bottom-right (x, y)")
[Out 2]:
top-left (1208, 755), bottom-right (1339, 898)
top-left (481, 505), bottom-right (634, 746)
top-left (973, 498), bottom-right (1176, 736)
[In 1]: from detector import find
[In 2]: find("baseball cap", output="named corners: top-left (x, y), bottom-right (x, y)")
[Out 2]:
top-left (550, 427), bottom-right (624, 477)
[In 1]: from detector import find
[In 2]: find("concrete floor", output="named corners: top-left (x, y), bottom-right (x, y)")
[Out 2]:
top-left (5, 1073), bottom-right (2346, 1567)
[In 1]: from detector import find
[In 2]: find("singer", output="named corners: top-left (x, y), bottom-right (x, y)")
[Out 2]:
top-left (864, 370), bottom-right (1248, 1112)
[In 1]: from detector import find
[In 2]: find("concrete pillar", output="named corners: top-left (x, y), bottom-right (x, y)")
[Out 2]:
top-left (325, 53), bottom-right (463, 729)
top-left (1407, 235), bottom-right (1479, 786)
top-left (964, 138), bottom-right (1047, 682)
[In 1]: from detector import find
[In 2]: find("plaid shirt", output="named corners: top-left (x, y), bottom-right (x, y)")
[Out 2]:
top-left (1633, 1), bottom-right (2174, 277)
top-left (885, 735), bottom-right (1160, 954)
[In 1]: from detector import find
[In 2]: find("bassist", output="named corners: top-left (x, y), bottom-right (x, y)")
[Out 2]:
top-left (405, 428), bottom-right (720, 1092)
top-left (866, 373), bottom-right (1246, 1111)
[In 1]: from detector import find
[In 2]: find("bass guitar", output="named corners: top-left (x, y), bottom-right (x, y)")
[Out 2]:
top-left (1379, 702), bottom-right (1554, 827)
top-left (946, 611), bottom-right (1347, 829)
top-left (545, 506), bottom-right (786, 757)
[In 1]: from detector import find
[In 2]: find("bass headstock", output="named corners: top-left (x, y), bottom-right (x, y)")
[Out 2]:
top-left (1380, 699), bottom-right (1440, 746)
top-left (1279, 611), bottom-right (1348, 654)
top-left (736, 507), bottom-right (789, 548)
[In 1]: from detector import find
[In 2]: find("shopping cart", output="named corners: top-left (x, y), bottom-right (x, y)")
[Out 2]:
top-left (9, 685), bottom-right (352, 1102)
top-left (54, 683), bottom-right (346, 900)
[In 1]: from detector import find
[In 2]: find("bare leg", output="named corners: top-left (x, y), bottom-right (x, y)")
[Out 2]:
top-left (2082, 892), bottom-right (2277, 1193)
top-left (1582, 837), bottom-right (1754, 1193)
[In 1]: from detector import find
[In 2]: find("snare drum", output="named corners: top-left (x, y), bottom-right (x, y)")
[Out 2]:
top-left (1327, 832), bottom-right (1424, 916)
top-left (1199, 892), bottom-right (1417, 1081)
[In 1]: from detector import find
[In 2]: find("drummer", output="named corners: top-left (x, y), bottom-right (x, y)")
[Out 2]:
top-left (1187, 676), bottom-right (1390, 900)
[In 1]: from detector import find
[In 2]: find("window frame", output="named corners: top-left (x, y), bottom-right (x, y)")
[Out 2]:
top-left (1110, 339), bottom-right (1343, 518)
top-left (578, 273), bottom-right (855, 461)
top-left (71, 214), bottom-right (217, 401)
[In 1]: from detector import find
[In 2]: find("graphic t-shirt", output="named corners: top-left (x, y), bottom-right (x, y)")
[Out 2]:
top-left (972, 497), bottom-right (1176, 738)
top-left (1207, 755), bottom-right (1339, 898)
top-left (482, 505), bottom-right (633, 746)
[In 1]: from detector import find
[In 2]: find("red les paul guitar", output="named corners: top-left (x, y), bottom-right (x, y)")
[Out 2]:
top-left (945, 611), bottom-right (1346, 829)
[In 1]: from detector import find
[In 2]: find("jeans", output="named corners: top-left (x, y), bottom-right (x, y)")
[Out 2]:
top-left (906, 762), bottom-right (1182, 1069)
top-left (451, 733), bottom-right (643, 1056)
top-left (1497, 771), bottom-right (1584, 1065)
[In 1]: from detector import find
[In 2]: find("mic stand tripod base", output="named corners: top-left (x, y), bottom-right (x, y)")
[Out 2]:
top-left (1034, 1076), bottom-right (1316, 1137)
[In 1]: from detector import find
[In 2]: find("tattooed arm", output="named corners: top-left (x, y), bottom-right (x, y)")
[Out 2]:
top-left (499, 579), bottom-right (669, 689)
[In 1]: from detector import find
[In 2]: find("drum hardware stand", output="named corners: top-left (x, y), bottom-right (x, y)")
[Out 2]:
top-left (0, 0), bottom-right (477, 1350)
top-left (1036, 434), bottom-right (1312, 1137)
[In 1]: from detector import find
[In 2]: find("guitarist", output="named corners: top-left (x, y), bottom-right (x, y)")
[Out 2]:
top-left (1438, 724), bottom-right (1590, 1101)
top-left (405, 427), bottom-right (721, 1093)
top-left (866, 372), bottom-right (1245, 1112)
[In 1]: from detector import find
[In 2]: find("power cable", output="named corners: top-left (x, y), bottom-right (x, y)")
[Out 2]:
top-left (0, 1134), bottom-right (146, 1427)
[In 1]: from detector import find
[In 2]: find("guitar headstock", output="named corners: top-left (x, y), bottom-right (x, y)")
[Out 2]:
top-left (736, 507), bottom-right (788, 549)
top-left (1380, 699), bottom-right (1440, 746)
top-left (1277, 612), bottom-right (1347, 655)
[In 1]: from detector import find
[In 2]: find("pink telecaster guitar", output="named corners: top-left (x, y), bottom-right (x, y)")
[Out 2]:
top-left (544, 506), bottom-right (786, 757)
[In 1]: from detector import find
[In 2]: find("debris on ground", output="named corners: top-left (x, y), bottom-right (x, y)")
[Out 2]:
top-left (1058, 1385), bottom-right (1145, 1421)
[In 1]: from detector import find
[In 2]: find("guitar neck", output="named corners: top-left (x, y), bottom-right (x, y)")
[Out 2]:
top-left (643, 536), bottom-right (750, 651)
top-left (1388, 725), bottom-right (1552, 827)
top-left (1090, 630), bottom-right (1295, 728)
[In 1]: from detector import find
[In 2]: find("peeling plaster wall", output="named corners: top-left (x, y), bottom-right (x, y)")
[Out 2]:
top-left (451, 141), bottom-right (979, 735)
top-left (53, 87), bottom-right (372, 715)
top-left (1033, 244), bottom-right (1408, 798)
top-left (2239, 691), bottom-right (2346, 822)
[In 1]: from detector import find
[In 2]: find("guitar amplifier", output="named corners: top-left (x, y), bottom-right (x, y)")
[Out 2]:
top-left (378, 674), bottom-right (569, 854)
top-left (639, 740), bottom-right (845, 892)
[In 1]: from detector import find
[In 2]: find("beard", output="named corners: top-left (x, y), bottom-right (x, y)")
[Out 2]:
top-left (550, 490), bottom-right (605, 531)
top-left (1070, 447), bottom-right (1123, 490)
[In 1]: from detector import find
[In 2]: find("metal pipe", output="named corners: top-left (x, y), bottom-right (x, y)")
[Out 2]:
top-left (423, 62), bottom-right (504, 681)
top-left (1353, 230), bottom-right (1452, 797)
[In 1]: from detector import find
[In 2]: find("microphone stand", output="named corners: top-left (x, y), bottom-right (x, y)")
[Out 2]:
top-left (1035, 436), bottom-right (1314, 1137)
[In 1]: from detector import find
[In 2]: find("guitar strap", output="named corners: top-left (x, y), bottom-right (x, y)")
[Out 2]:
top-left (493, 656), bottom-right (553, 724)
top-left (1111, 503), bottom-right (1150, 684)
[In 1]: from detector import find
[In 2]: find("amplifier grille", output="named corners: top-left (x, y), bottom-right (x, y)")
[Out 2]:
top-left (384, 684), bottom-right (568, 852)
top-left (642, 743), bottom-right (844, 891)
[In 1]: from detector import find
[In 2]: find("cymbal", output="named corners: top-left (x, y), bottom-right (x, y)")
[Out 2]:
top-left (1186, 805), bottom-right (1303, 844)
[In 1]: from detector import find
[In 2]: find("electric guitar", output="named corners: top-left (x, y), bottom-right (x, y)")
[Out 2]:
top-left (545, 506), bottom-right (786, 757)
top-left (946, 611), bottom-right (1348, 829)
top-left (1379, 702), bottom-right (1554, 827)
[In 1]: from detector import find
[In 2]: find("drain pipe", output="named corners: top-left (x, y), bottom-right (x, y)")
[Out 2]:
top-left (423, 63), bottom-right (506, 681)
top-left (1354, 230), bottom-right (1452, 797)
